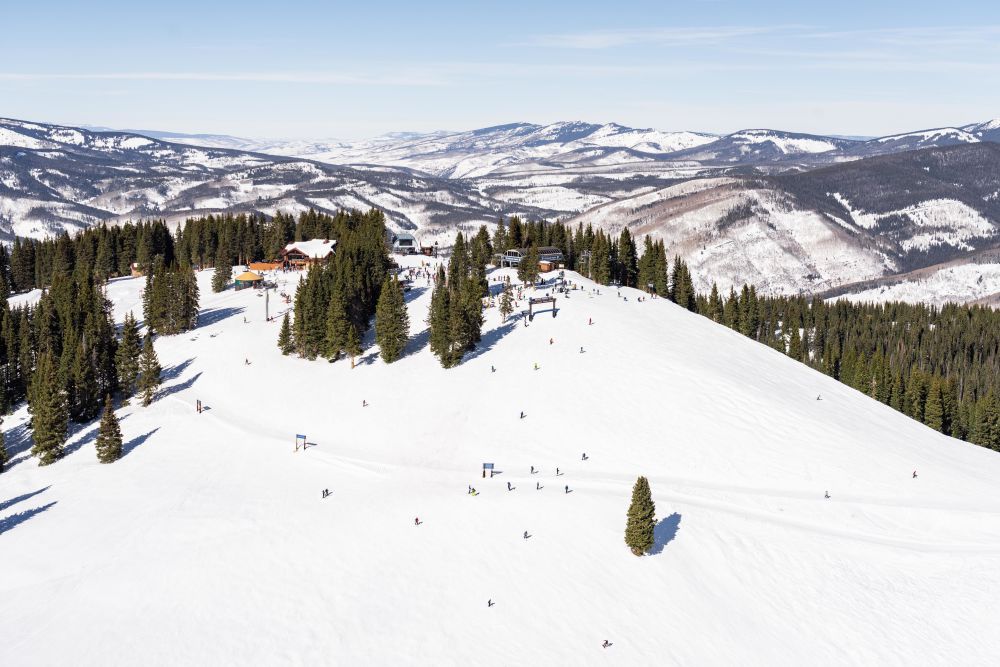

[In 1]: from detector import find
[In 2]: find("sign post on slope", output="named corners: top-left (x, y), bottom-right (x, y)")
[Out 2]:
top-left (483, 462), bottom-right (494, 478)
top-left (295, 434), bottom-right (307, 452)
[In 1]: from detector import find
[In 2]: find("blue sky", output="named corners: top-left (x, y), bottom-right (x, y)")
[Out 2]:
top-left (2, 0), bottom-right (998, 139)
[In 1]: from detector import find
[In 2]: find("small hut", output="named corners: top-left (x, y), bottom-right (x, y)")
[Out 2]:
top-left (234, 271), bottom-right (263, 291)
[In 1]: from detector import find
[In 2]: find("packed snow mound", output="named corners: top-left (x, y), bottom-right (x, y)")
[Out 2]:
top-left (2, 258), bottom-right (999, 665)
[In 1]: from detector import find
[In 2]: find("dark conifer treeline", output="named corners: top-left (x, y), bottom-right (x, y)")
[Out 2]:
top-left (695, 286), bottom-right (1000, 451)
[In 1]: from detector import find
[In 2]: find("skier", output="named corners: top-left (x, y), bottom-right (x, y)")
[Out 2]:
top-left (488, 599), bottom-right (494, 607)
top-left (362, 399), bottom-right (368, 407)
top-left (580, 346), bottom-right (584, 353)
top-left (523, 531), bottom-right (529, 539)
top-left (549, 337), bottom-right (553, 345)
top-left (534, 362), bottom-right (539, 370)
top-left (468, 485), bottom-right (472, 494)
top-left (582, 452), bottom-right (587, 461)
top-left (565, 485), bottom-right (570, 494)
top-left (824, 491), bottom-right (830, 499)
top-left (816, 394), bottom-right (822, 401)
top-left (536, 482), bottom-right (541, 490)
top-left (530, 465), bottom-right (535, 474)
top-left (556, 467), bottom-right (560, 476)
top-left (588, 317), bottom-right (592, 325)
top-left (491, 365), bottom-right (496, 373)
top-left (602, 641), bottom-right (611, 649)
top-left (415, 517), bottom-right (420, 526)
top-left (520, 411), bottom-right (525, 419)
top-left (507, 481), bottom-right (512, 491)
top-left (912, 470), bottom-right (918, 479)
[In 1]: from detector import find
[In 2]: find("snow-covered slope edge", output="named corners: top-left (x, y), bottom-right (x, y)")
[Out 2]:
top-left (1, 260), bottom-right (998, 665)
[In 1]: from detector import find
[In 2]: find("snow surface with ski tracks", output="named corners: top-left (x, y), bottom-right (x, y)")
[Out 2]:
top-left (2, 256), bottom-right (1000, 665)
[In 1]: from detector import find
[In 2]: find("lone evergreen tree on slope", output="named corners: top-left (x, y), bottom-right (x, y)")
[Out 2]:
top-left (95, 395), bottom-right (123, 464)
top-left (138, 332), bottom-right (162, 407)
top-left (625, 476), bottom-right (656, 556)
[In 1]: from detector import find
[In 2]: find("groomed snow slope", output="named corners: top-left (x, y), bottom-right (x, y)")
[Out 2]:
top-left (2, 259), bottom-right (1000, 665)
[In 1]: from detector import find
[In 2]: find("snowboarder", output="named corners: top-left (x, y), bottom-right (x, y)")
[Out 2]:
top-left (824, 491), bottom-right (830, 499)
top-left (244, 358), bottom-right (251, 365)
top-left (913, 470), bottom-right (918, 479)
top-left (602, 640), bottom-right (611, 648)
top-left (816, 395), bottom-right (822, 401)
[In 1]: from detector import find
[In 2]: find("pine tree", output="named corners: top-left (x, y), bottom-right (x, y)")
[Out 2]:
top-left (29, 351), bottom-right (68, 466)
top-left (138, 333), bottom-right (162, 407)
top-left (277, 312), bottom-right (294, 355)
top-left (344, 323), bottom-right (361, 368)
top-left (625, 476), bottom-right (656, 556)
top-left (116, 312), bottom-right (141, 404)
top-left (499, 285), bottom-right (514, 322)
top-left (0, 422), bottom-right (7, 473)
top-left (924, 379), bottom-right (945, 433)
top-left (375, 276), bottom-right (409, 363)
top-left (429, 266), bottom-right (452, 367)
top-left (94, 395), bottom-right (123, 463)
top-left (323, 282), bottom-right (349, 361)
top-left (211, 262), bottom-right (231, 293)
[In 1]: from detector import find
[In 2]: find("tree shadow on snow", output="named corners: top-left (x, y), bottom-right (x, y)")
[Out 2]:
top-left (649, 513), bottom-right (682, 555)
top-left (122, 427), bottom-right (160, 457)
top-left (198, 306), bottom-right (245, 328)
top-left (0, 501), bottom-right (57, 536)
top-left (2, 422), bottom-right (35, 469)
top-left (0, 486), bottom-right (50, 514)
top-left (159, 372), bottom-right (203, 399)
top-left (462, 320), bottom-right (518, 364)
top-left (161, 358), bottom-right (196, 382)
top-left (403, 285), bottom-right (428, 304)
top-left (406, 327), bottom-right (431, 356)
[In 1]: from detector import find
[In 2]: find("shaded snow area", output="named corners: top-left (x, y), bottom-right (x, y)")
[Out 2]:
top-left (837, 263), bottom-right (1000, 307)
top-left (3, 258), bottom-right (1000, 665)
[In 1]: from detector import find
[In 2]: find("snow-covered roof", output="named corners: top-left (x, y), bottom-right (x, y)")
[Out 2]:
top-left (283, 239), bottom-right (337, 258)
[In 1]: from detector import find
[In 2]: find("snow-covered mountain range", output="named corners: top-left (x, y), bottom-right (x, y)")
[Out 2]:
top-left (4, 115), bottom-right (1000, 298)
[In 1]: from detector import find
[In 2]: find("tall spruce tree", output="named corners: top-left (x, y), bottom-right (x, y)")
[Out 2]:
top-left (429, 266), bottom-right (452, 367)
top-left (211, 262), bottom-right (231, 293)
top-left (344, 323), bottom-right (362, 369)
top-left (29, 351), bottom-right (68, 466)
top-left (94, 395), bottom-right (123, 463)
top-left (277, 312), bottom-right (294, 355)
top-left (375, 276), bottom-right (409, 363)
top-left (625, 476), bottom-right (656, 556)
top-left (499, 285), bottom-right (514, 321)
top-left (138, 333), bottom-right (162, 407)
top-left (116, 312), bottom-right (141, 403)
top-left (0, 422), bottom-right (7, 473)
